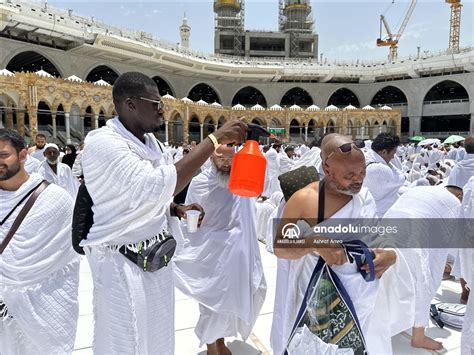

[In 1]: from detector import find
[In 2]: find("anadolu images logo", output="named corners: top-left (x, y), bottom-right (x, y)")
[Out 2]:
top-left (282, 223), bottom-right (301, 239)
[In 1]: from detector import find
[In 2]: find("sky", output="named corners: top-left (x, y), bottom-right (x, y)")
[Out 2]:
top-left (46, 0), bottom-right (473, 61)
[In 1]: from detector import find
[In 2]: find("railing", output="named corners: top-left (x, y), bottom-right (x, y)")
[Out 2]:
top-left (421, 131), bottom-right (471, 138)
top-left (423, 99), bottom-right (470, 105)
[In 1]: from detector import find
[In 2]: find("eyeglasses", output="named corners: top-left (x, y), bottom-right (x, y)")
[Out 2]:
top-left (129, 96), bottom-right (164, 110)
top-left (325, 142), bottom-right (362, 163)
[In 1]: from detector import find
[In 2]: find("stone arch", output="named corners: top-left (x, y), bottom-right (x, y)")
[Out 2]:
top-left (152, 76), bottom-right (175, 97)
top-left (188, 83), bottom-right (221, 104)
top-left (85, 65), bottom-right (119, 85)
top-left (326, 119), bottom-right (336, 134)
top-left (37, 100), bottom-right (52, 127)
top-left (423, 80), bottom-right (469, 102)
top-left (83, 106), bottom-right (94, 131)
top-left (327, 88), bottom-right (360, 108)
top-left (232, 86), bottom-right (267, 108)
top-left (371, 85), bottom-right (408, 106)
top-left (5, 50), bottom-right (63, 77)
top-left (251, 117), bottom-right (265, 126)
top-left (203, 115), bottom-right (216, 137)
top-left (56, 103), bottom-right (65, 128)
top-left (280, 87), bottom-right (314, 108)
top-left (188, 116), bottom-right (201, 143)
top-left (169, 111), bottom-right (184, 144)
top-left (347, 119), bottom-right (355, 137)
top-left (218, 116), bottom-right (226, 128)
top-left (289, 118), bottom-right (301, 140)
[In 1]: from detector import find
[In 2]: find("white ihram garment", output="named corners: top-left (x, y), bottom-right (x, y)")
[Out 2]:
top-left (457, 177), bottom-right (474, 355)
top-left (0, 174), bottom-right (80, 355)
top-left (256, 191), bottom-right (283, 242)
top-left (448, 153), bottom-right (474, 189)
top-left (363, 150), bottom-right (405, 217)
top-left (24, 155), bottom-right (41, 174)
top-left (173, 166), bottom-right (266, 346)
top-left (81, 117), bottom-right (178, 355)
top-left (263, 148), bottom-right (282, 197)
top-left (37, 160), bottom-right (79, 198)
top-left (384, 186), bottom-right (461, 327)
top-left (274, 187), bottom-right (414, 355)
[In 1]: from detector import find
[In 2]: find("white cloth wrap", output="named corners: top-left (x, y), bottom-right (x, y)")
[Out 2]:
top-left (263, 148), bottom-right (282, 197)
top-left (272, 187), bottom-right (414, 355)
top-left (37, 161), bottom-right (79, 198)
top-left (383, 186), bottom-right (461, 327)
top-left (0, 174), bottom-right (80, 355)
top-left (457, 177), bottom-right (474, 355)
top-left (24, 155), bottom-right (40, 174)
top-left (80, 117), bottom-right (179, 354)
top-left (173, 166), bottom-right (266, 346)
top-left (363, 150), bottom-right (405, 217)
top-left (447, 153), bottom-right (474, 189)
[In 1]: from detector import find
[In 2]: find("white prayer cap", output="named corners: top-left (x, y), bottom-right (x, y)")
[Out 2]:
top-left (44, 143), bottom-right (59, 151)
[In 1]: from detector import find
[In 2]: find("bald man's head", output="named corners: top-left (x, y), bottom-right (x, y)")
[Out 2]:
top-left (321, 134), bottom-right (366, 196)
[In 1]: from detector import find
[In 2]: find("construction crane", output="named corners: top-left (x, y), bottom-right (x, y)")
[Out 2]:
top-left (446, 0), bottom-right (462, 53)
top-left (377, 0), bottom-right (417, 61)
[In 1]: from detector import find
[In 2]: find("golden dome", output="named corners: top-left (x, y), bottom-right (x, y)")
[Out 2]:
top-left (214, 0), bottom-right (241, 12)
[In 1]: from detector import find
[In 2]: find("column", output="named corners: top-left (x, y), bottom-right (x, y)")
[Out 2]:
top-left (214, 124), bottom-right (218, 132)
top-left (409, 116), bottom-right (421, 136)
top-left (200, 123), bottom-right (203, 142)
top-left (305, 125), bottom-right (308, 141)
top-left (165, 120), bottom-right (169, 143)
top-left (17, 111), bottom-right (25, 137)
top-left (299, 127), bottom-right (303, 140)
top-left (51, 112), bottom-right (57, 138)
top-left (323, 126), bottom-right (327, 134)
top-left (5, 109), bottom-right (13, 129)
top-left (28, 106), bottom-right (38, 139)
top-left (94, 114), bottom-right (99, 130)
top-left (65, 112), bottom-right (71, 144)
top-left (266, 126), bottom-right (270, 145)
top-left (80, 116), bottom-right (85, 139)
top-left (470, 113), bottom-right (474, 134)
top-left (361, 126), bottom-right (365, 139)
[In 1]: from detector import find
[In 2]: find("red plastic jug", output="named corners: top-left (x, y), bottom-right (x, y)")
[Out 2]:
top-left (229, 124), bottom-right (270, 197)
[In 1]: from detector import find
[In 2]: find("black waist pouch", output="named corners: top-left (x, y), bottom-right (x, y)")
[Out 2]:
top-left (119, 236), bottom-right (177, 272)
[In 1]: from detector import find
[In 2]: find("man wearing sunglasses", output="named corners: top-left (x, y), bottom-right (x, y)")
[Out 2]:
top-left (79, 72), bottom-right (247, 354)
top-left (273, 134), bottom-right (403, 354)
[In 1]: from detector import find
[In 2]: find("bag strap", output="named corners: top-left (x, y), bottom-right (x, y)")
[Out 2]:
top-left (317, 179), bottom-right (325, 224)
top-left (0, 180), bottom-right (50, 254)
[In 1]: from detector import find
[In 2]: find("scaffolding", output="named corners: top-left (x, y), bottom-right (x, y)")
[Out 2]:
top-left (280, 0), bottom-right (314, 57)
top-left (214, 0), bottom-right (244, 56)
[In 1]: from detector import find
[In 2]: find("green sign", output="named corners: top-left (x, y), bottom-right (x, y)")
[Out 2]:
top-left (269, 128), bottom-right (285, 134)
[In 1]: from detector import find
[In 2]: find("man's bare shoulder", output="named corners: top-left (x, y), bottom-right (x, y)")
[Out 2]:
top-left (288, 181), bottom-right (319, 204)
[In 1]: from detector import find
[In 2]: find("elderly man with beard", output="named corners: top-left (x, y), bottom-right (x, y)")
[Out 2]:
top-left (37, 143), bottom-right (79, 198)
top-left (0, 129), bottom-right (80, 355)
top-left (271, 134), bottom-right (414, 354)
top-left (173, 145), bottom-right (267, 355)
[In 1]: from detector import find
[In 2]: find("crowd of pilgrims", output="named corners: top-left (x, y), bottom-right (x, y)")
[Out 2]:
top-left (1, 125), bottom-right (473, 355)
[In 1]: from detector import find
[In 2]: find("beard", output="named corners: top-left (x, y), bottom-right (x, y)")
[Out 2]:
top-left (36, 143), bottom-right (45, 149)
top-left (0, 160), bottom-right (20, 181)
top-left (216, 170), bottom-right (231, 189)
top-left (328, 179), bottom-right (362, 196)
top-left (47, 158), bottom-right (58, 165)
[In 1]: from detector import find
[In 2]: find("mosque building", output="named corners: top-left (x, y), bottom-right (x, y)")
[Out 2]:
top-left (0, 0), bottom-right (472, 145)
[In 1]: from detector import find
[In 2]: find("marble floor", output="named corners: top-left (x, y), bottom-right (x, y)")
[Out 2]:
top-left (73, 243), bottom-right (463, 355)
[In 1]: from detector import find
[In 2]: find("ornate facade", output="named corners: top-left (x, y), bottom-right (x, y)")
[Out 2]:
top-left (1, 72), bottom-right (401, 144)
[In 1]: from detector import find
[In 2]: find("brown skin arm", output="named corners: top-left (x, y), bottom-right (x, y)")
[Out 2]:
top-left (274, 184), bottom-right (347, 265)
top-left (173, 119), bottom-right (247, 195)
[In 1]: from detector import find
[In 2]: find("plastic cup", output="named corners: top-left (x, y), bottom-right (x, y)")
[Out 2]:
top-left (186, 210), bottom-right (201, 233)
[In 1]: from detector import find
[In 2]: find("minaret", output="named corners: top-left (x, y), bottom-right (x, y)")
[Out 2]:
top-left (180, 12), bottom-right (190, 48)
